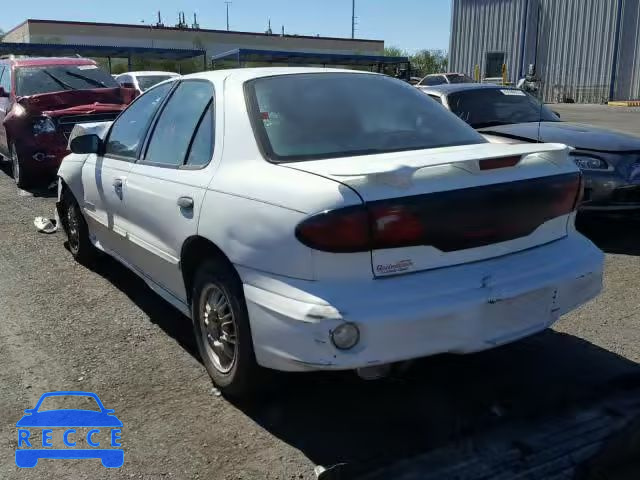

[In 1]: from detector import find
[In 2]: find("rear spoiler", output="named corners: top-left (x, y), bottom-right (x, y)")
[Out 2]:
top-left (327, 143), bottom-right (571, 177)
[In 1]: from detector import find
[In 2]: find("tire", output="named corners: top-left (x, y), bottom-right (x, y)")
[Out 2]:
top-left (10, 143), bottom-right (32, 190)
top-left (191, 258), bottom-right (261, 397)
top-left (60, 191), bottom-right (98, 265)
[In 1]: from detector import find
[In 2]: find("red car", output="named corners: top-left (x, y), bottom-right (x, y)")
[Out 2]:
top-left (0, 57), bottom-right (136, 188)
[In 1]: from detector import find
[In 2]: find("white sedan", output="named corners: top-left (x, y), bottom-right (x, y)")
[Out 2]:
top-left (57, 68), bottom-right (604, 396)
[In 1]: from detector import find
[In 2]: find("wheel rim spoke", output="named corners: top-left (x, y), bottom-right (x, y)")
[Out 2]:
top-left (199, 284), bottom-right (237, 373)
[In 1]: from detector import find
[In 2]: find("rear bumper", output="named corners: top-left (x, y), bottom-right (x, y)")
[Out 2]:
top-left (240, 233), bottom-right (604, 372)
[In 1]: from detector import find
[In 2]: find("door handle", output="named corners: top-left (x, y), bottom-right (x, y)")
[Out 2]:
top-left (177, 196), bottom-right (194, 209)
top-left (112, 178), bottom-right (124, 199)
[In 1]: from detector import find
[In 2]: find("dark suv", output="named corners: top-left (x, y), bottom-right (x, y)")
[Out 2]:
top-left (0, 57), bottom-right (136, 188)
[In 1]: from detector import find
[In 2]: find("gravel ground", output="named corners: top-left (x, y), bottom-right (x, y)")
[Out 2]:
top-left (0, 157), bottom-right (639, 479)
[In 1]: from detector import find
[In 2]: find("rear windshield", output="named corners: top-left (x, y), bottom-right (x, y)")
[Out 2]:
top-left (245, 73), bottom-right (486, 162)
top-left (15, 64), bottom-right (119, 96)
top-left (447, 88), bottom-right (560, 128)
top-left (137, 75), bottom-right (175, 91)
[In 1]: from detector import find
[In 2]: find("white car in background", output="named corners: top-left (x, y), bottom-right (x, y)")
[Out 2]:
top-left (56, 68), bottom-right (604, 396)
top-left (114, 71), bottom-right (180, 95)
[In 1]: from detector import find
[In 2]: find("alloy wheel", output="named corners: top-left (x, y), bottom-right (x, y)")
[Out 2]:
top-left (66, 204), bottom-right (80, 254)
top-left (199, 284), bottom-right (237, 373)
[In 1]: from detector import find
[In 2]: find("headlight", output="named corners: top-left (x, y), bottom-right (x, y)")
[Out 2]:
top-left (571, 154), bottom-right (609, 171)
top-left (32, 117), bottom-right (56, 135)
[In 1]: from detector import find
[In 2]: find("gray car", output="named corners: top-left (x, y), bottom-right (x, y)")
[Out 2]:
top-left (422, 83), bottom-right (640, 214)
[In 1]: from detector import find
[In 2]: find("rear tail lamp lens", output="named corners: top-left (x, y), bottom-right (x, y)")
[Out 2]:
top-left (295, 206), bottom-right (370, 253)
top-left (296, 173), bottom-right (582, 254)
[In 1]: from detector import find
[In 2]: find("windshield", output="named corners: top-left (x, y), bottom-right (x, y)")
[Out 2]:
top-left (15, 64), bottom-right (119, 96)
top-left (137, 75), bottom-right (176, 91)
top-left (246, 73), bottom-right (485, 162)
top-left (447, 88), bottom-right (560, 128)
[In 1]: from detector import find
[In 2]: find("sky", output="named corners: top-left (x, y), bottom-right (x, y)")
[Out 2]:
top-left (0, 0), bottom-right (452, 53)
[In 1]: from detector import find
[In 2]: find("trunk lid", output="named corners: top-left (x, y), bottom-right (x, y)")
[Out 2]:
top-left (286, 143), bottom-right (581, 277)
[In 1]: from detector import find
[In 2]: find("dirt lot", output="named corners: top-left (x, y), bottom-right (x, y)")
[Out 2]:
top-left (1, 109), bottom-right (640, 478)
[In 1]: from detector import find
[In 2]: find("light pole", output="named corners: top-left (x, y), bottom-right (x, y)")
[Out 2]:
top-left (225, 2), bottom-right (232, 31)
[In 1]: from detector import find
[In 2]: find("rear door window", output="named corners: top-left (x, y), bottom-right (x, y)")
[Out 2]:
top-left (143, 81), bottom-right (213, 167)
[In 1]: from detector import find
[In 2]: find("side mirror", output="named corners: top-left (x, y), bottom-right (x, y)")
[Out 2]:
top-left (0, 87), bottom-right (9, 98)
top-left (552, 110), bottom-right (561, 119)
top-left (70, 134), bottom-right (102, 154)
top-left (121, 82), bottom-right (136, 89)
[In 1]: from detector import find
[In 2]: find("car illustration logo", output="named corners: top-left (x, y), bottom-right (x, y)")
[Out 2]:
top-left (15, 391), bottom-right (123, 468)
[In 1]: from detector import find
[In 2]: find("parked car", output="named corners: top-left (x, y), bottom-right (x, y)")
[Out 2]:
top-left (57, 68), bottom-right (603, 395)
top-left (421, 83), bottom-right (640, 213)
top-left (416, 72), bottom-right (474, 87)
top-left (114, 71), bottom-right (180, 95)
top-left (0, 57), bottom-right (136, 188)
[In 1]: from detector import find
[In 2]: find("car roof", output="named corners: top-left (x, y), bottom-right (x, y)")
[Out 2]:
top-left (121, 71), bottom-right (180, 77)
top-left (420, 82), bottom-right (517, 95)
top-left (424, 72), bottom-right (467, 77)
top-left (7, 57), bottom-right (96, 67)
top-left (181, 66), bottom-right (378, 84)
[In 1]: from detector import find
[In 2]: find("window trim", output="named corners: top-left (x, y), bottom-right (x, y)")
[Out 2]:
top-left (181, 98), bottom-right (215, 170)
top-left (102, 80), bottom-right (177, 163)
top-left (138, 78), bottom-right (215, 170)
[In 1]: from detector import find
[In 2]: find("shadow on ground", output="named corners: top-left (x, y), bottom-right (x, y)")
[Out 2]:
top-left (578, 214), bottom-right (640, 256)
top-left (0, 161), bottom-right (57, 198)
top-left (79, 227), bottom-right (640, 478)
top-left (84, 253), bottom-right (200, 360)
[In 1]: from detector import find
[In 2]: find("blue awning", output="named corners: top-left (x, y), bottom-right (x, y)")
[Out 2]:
top-left (0, 42), bottom-right (205, 61)
top-left (210, 48), bottom-right (409, 67)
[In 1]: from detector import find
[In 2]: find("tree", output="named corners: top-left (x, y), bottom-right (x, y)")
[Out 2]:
top-left (384, 46), bottom-right (407, 58)
top-left (410, 49), bottom-right (448, 77)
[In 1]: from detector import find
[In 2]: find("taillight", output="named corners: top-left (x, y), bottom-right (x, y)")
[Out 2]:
top-left (295, 206), bottom-right (370, 253)
top-left (296, 173), bottom-right (581, 254)
top-left (370, 205), bottom-right (423, 249)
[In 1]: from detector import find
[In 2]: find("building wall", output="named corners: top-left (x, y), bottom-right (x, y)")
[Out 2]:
top-left (450, 0), bottom-right (640, 103)
top-left (449, 0), bottom-right (529, 82)
top-left (535, 0), bottom-right (619, 103)
top-left (2, 22), bottom-right (29, 43)
top-left (14, 20), bottom-right (383, 57)
top-left (615, 0), bottom-right (640, 100)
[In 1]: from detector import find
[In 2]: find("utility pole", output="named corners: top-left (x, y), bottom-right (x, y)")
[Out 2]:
top-left (351, 0), bottom-right (356, 39)
top-left (225, 1), bottom-right (232, 31)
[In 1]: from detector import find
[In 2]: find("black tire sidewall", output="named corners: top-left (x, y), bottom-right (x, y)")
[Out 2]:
top-left (61, 192), bottom-right (95, 264)
top-left (191, 259), bottom-right (259, 396)
top-left (10, 143), bottom-right (28, 189)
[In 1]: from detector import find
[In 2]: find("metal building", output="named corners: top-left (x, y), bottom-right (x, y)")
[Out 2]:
top-left (449, 0), bottom-right (640, 103)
